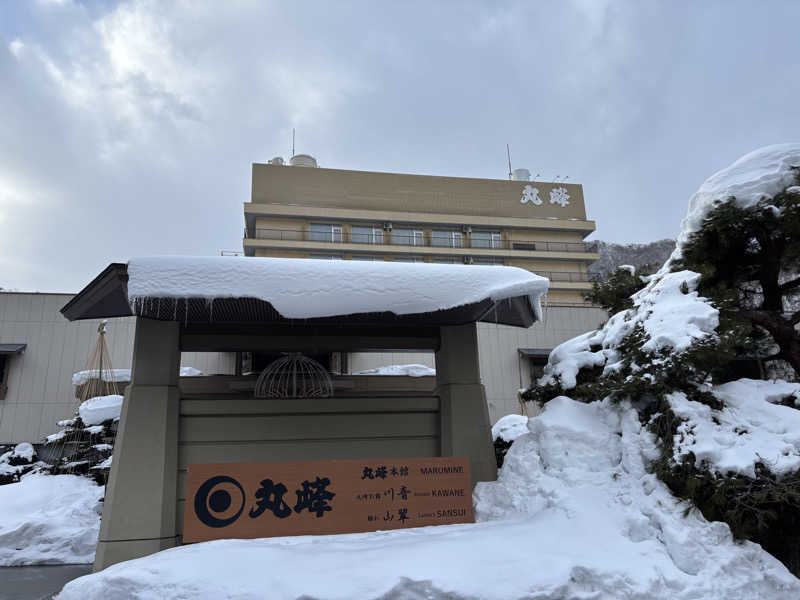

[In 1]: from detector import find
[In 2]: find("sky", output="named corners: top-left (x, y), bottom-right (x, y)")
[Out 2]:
top-left (1, 0), bottom-right (799, 292)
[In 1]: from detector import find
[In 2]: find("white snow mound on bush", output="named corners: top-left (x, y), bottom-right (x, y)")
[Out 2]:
top-left (72, 366), bottom-right (203, 387)
top-left (0, 474), bottom-right (103, 566)
top-left (674, 143), bottom-right (800, 256)
top-left (540, 270), bottom-right (718, 389)
top-left (491, 414), bottom-right (529, 442)
top-left (56, 397), bottom-right (800, 599)
top-left (668, 379), bottom-right (800, 478)
top-left (78, 395), bottom-right (123, 426)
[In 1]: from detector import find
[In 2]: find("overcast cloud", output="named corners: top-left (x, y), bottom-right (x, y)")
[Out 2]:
top-left (1, 0), bottom-right (799, 292)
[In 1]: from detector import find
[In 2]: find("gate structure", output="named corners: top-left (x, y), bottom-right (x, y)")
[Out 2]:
top-left (61, 257), bottom-right (548, 570)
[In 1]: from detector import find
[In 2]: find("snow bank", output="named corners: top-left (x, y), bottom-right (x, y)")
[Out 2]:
top-left (0, 474), bottom-right (102, 565)
top-left (56, 397), bottom-right (799, 599)
top-left (72, 366), bottom-right (203, 387)
top-left (77, 395), bottom-right (123, 426)
top-left (353, 364), bottom-right (435, 377)
top-left (669, 380), bottom-right (800, 478)
top-left (491, 414), bottom-right (529, 442)
top-left (540, 270), bottom-right (718, 388)
top-left (672, 143), bottom-right (800, 264)
top-left (127, 256), bottom-right (550, 320)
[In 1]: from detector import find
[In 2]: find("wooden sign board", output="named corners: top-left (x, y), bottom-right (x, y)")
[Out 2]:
top-left (183, 456), bottom-right (473, 543)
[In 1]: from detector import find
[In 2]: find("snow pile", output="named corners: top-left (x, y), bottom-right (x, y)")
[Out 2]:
top-left (540, 270), bottom-right (718, 389)
top-left (56, 397), bottom-right (799, 599)
top-left (671, 143), bottom-right (800, 264)
top-left (72, 366), bottom-right (203, 386)
top-left (0, 474), bottom-right (102, 565)
top-left (353, 364), bottom-right (435, 377)
top-left (127, 256), bottom-right (550, 320)
top-left (714, 378), bottom-right (800, 407)
top-left (491, 414), bottom-right (529, 442)
top-left (77, 395), bottom-right (123, 426)
top-left (668, 381), bottom-right (800, 478)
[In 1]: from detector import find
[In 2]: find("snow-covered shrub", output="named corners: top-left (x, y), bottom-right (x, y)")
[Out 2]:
top-left (44, 395), bottom-right (120, 485)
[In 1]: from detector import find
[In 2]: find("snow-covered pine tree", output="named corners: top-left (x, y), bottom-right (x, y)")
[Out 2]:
top-left (675, 184), bottom-right (800, 379)
top-left (520, 145), bottom-right (800, 575)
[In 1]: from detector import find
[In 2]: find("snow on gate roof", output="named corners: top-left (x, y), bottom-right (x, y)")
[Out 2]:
top-left (61, 256), bottom-right (549, 328)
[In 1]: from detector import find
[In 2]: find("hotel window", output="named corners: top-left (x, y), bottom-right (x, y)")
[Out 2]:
top-left (473, 258), bottom-right (504, 266)
top-left (310, 223), bottom-right (343, 243)
top-left (394, 257), bottom-right (425, 262)
top-left (351, 255), bottom-right (383, 261)
top-left (392, 229), bottom-right (424, 246)
top-left (471, 230), bottom-right (502, 249)
top-left (351, 226), bottom-right (384, 245)
top-left (433, 257), bottom-right (458, 264)
top-left (308, 254), bottom-right (343, 260)
top-left (431, 230), bottom-right (462, 248)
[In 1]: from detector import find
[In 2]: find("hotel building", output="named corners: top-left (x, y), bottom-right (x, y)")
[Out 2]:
top-left (243, 155), bottom-right (606, 420)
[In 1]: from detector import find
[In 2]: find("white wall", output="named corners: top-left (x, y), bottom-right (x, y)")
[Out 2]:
top-left (0, 293), bottom-right (235, 444)
top-left (348, 305), bottom-right (607, 424)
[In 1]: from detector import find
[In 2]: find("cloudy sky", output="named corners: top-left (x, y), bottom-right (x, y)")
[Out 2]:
top-left (1, 0), bottom-right (799, 292)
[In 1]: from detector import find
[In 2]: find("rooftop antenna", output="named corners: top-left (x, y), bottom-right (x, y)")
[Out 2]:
top-left (506, 144), bottom-right (513, 180)
top-left (292, 128), bottom-right (295, 156)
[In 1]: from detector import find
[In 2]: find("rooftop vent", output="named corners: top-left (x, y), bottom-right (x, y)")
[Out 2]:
top-left (268, 156), bottom-right (285, 165)
top-left (511, 168), bottom-right (530, 181)
top-left (289, 154), bottom-right (318, 168)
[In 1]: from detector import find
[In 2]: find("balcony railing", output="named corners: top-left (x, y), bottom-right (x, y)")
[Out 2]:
top-left (249, 227), bottom-right (591, 253)
top-left (539, 271), bottom-right (592, 283)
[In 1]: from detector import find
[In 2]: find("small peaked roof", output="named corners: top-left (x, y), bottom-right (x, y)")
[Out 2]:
top-left (61, 256), bottom-right (549, 328)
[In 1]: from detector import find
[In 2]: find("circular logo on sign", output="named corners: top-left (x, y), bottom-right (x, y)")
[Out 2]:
top-left (194, 475), bottom-right (245, 528)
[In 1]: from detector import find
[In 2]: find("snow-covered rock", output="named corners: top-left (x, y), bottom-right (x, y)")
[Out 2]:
top-left (12, 442), bottom-right (35, 462)
top-left (55, 397), bottom-right (799, 599)
top-left (0, 474), bottom-right (103, 565)
top-left (669, 380), bottom-right (800, 478)
top-left (353, 364), bottom-right (435, 377)
top-left (77, 395), bottom-right (123, 426)
top-left (127, 255), bottom-right (550, 320)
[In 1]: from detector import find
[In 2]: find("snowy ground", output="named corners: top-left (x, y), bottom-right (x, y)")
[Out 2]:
top-left (0, 474), bottom-right (103, 566)
top-left (56, 397), bottom-right (800, 599)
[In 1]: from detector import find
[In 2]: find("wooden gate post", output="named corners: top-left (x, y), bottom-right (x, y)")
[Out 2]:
top-left (435, 323), bottom-right (497, 486)
top-left (94, 317), bottom-right (181, 571)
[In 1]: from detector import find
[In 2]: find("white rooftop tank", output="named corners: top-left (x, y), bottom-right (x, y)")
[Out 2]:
top-left (268, 156), bottom-right (285, 165)
top-left (511, 168), bottom-right (530, 181)
top-left (289, 154), bottom-right (318, 168)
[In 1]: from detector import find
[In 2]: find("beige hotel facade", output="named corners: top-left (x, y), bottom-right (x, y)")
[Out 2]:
top-left (243, 157), bottom-right (606, 420)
